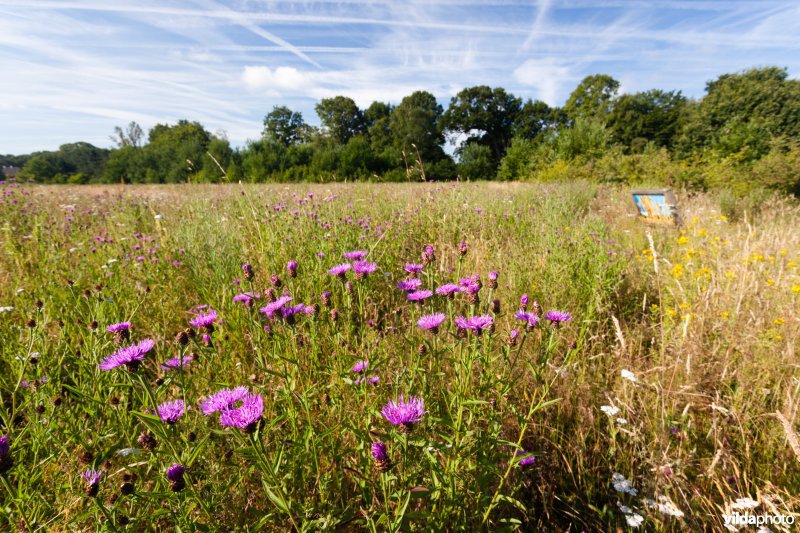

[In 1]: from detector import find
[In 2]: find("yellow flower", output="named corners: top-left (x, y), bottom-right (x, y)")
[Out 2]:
top-left (696, 268), bottom-right (711, 278)
top-left (676, 236), bottom-right (689, 245)
top-left (792, 285), bottom-right (800, 293)
top-left (767, 279), bottom-right (775, 287)
top-left (719, 215), bottom-right (727, 222)
top-left (773, 318), bottom-right (784, 325)
top-left (779, 249), bottom-right (788, 256)
top-left (721, 311), bottom-right (730, 319)
top-left (725, 271), bottom-right (735, 279)
top-left (671, 264), bottom-right (684, 278)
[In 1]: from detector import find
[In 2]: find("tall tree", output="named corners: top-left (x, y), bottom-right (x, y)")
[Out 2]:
top-left (607, 89), bottom-right (687, 151)
top-left (262, 106), bottom-right (306, 147)
top-left (563, 74), bottom-right (620, 122)
top-left (677, 66), bottom-right (800, 159)
top-left (514, 99), bottom-right (558, 140)
top-left (442, 86), bottom-right (522, 163)
top-left (315, 96), bottom-right (365, 145)
top-left (110, 121), bottom-right (144, 148)
top-left (389, 91), bottom-right (447, 164)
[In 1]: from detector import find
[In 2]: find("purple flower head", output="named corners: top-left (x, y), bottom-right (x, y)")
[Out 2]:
top-left (157, 400), bottom-right (186, 424)
top-left (259, 296), bottom-right (292, 318)
top-left (515, 311), bottom-right (540, 329)
top-left (280, 304), bottom-right (306, 322)
top-left (458, 241), bottom-right (468, 256)
top-left (371, 441), bottom-right (388, 462)
top-left (397, 279), bottom-right (423, 291)
top-left (463, 282), bottom-right (481, 295)
top-left (328, 263), bottom-right (351, 277)
top-left (355, 375), bottom-right (380, 385)
top-left (106, 322), bottom-right (131, 333)
top-left (99, 339), bottom-right (155, 371)
top-left (166, 464), bottom-right (185, 482)
top-left (435, 283), bottom-right (461, 297)
top-left (351, 359), bottom-right (369, 373)
top-left (459, 275), bottom-right (479, 288)
top-left (381, 395), bottom-right (427, 432)
top-left (343, 250), bottom-right (367, 260)
top-left (516, 450), bottom-right (536, 467)
top-left (160, 354), bottom-right (194, 370)
top-left (200, 387), bottom-right (249, 414)
top-left (404, 263), bottom-right (424, 275)
top-left (353, 260), bottom-right (377, 278)
top-left (189, 309), bottom-right (218, 329)
top-left (422, 245), bottom-right (435, 264)
top-left (454, 315), bottom-right (494, 334)
top-left (286, 260), bottom-right (298, 274)
top-left (418, 313), bottom-right (446, 333)
top-left (520, 294), bottom-right (529, 310)
top-left (0, 435), bottom-right (9, 459)
top-left (218, 392), bottom-right (263, 430)
top-left (233, 291), bottom-right (259, 306)
top-left (241, 262), bottom-right (253, 275)
top-left (488, 271), bottom-right (499, 282)
top-left (82, 468), bottom-right (103, 486)
top-left (407, 290), bottom-right (433, 302)
top-left (545, 310), bottom-right (572, 326)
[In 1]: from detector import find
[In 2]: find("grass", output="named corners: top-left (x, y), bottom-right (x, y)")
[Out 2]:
top-left (0, 179), bottom-right (798, 531)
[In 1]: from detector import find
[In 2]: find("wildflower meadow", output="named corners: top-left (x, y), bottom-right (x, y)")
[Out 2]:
top-left (0, 179), bottom-right (798, 530)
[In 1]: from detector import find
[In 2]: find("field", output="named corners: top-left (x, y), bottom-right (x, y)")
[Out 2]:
top-left (0, 180), bottom-right (799, 531)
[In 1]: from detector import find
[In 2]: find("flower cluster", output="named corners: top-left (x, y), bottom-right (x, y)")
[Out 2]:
top-left (201, 387), bottom-right (264, 432)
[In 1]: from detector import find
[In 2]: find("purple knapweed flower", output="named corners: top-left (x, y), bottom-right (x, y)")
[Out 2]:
top-left (82, 468), bottom-right (103, 496)
top-left (343, 250), bottom-right (367, 260)
top-left (516, 450), bottom-right (536, 467)
top-left (508, 328), bottom-right (520, 346)
top-left (241, 262), bottom-right (254, 281)
top-left (355, 375), bottom-right (380, 385)
top-left (381, 395), bottom-right (427, 433)
top-left (353, 260), bottom-right (377, 279)
top-left (328, 263), bottom-right (351, 278)
top-left (160, 354), bottom-right (194, 370)
top-left (259, 296), bottom-right (292, 318)
top-left (515, 311), bottom-right (540, 330)
top-left (99, 339), bottom-right (155, 371)
top-left (417, 313), bottom-right (446, 334)
top-left (351, 360), bottom-right (369, 374)
top-left (218, 392), bottom-right (263, 431)
top-left (422, 245), bottom-right (435, 264)
top-left (157, 400), bottom-right (186, 424)
top-left (166, 464), bottom-right (186, 492)
top-left (286, 260), bottom-right (298, 278)
top-left (189, 310), bottom-right (218, 332)
top-left (458, 241), bottom-right (468, 256)
top-left (233, 291), bottom-right (259, 306)
top-left (106, 322), bottom-right (131, 333)
top-left (488, 271), bottom-right (498, 282)
top-left (454, 315), bottom-right (494, 335)
top-left (520, 294), bottom-right (529, 310)
top-left (404, 263), bottom-right (424, 277)
top-left (200, 387), bottom-right (249, 414)
top-left (371, 441), bottom-right (388, 462)
top-left (0, 435), bottom-right (11, 474)
top-left (435, 283), bottom-right (461, 298)
top-left (545, 310), bottom-right (572, 326)
top-left (397, 279), bottom-right (423, 291)
top-left (407, 290), bottom-right (433, 302)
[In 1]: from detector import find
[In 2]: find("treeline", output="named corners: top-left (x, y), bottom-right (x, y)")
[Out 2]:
top-left (5, 66), bottom-right (800, 195)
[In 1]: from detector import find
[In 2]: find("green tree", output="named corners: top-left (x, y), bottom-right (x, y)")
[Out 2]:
top-left (110, 121), bottom-right (144, 148)
top-left (58, 142), bottom-right (109, 181)
top-left (607, 89), bottom-right (687, 151)
top-left (442, 86), bottom-right (522, 163)
top-left (563, 74), bottom-right (620, 122)
top-left (514, 99), bottom-right (558, 140)
top-left (315, 96), bottom-right (365, 145)
top-left (146, 120), bottom-right (212, 183)
top-left (390, 91), bottom-right (448, 165)
top-left (457, 143), bottom-right (495, 180)
top-left (677, 66), bottom-right (800, 159)
top-left (263, 106), bottom-right (306, 147)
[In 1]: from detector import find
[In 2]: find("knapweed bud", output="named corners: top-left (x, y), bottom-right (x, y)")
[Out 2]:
top-left (286, 260), bottom-right (298, 278)
top-left (137, 432), bottom-right (157, 451)
top-left (320, 290), bottom-right (332, 307)
top-left (175, 330), bottom-right (189, 346)
top-left (520, 294), bottom-right (529, 311)
top-left (491, 299), bottom-right (501, 314)
top-left (241, 262), bottom-right (254, 282)
top-left (458, 241), bottom-right (468, 257)
top-left (270, 274), bottom-right (282, 288)
top-left (167, 464), bottom-right (186, 492)
top-left (507, 328), bottom-right (519, 347)
top-left (371, 441), bottom-right (392, 473)
top-left (488, 271), bottom-right (498, 289)
top-left (532, 301), bottom-right (542, 317)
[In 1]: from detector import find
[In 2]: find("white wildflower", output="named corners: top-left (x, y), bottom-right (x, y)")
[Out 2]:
top-left (612, 473), bottom-right (638, 496)
top-left (0, 306), bottom-right (13, 313)
top-left (653, 495), bottom-right (685, 518)
top-left (601, 405), bottom-right (620, 417)
top-left (730, 497), bottom-right (759, 510)
top-left (154, 214), bottom-right (163, 220)
top-left (621, 369), bottom-right (638, 382)
top-left (616, 417), bottom-right (628, 425)
top-left (625, 513), bottom-right (644, 528)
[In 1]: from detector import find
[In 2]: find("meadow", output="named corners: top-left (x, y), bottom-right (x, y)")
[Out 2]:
top-left (0, 179), bottom-right (798, 531)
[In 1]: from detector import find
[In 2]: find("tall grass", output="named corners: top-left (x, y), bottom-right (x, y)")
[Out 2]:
top-left (0, 179), bottom-right (797, 530)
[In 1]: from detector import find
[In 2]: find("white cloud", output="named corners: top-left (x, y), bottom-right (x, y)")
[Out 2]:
top-left (241, 66), bottom-right (314, 94)
top-left (512, 59), bottom-right (571, 105)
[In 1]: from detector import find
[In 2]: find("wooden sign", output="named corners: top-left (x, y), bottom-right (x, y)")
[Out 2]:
top-left (631, 189), bottom-right (680, 225)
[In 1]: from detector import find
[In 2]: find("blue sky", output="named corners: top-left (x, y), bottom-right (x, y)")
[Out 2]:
top-left (1, 0), bottom-right (799, 154)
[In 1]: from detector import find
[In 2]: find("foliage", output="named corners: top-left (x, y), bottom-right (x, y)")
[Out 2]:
top-left (315, 96), bottom-right (366, 145)
top-left (563, 74), bottom-right (620, 122)
top-left (262, 106), bottom-right (307, 147)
